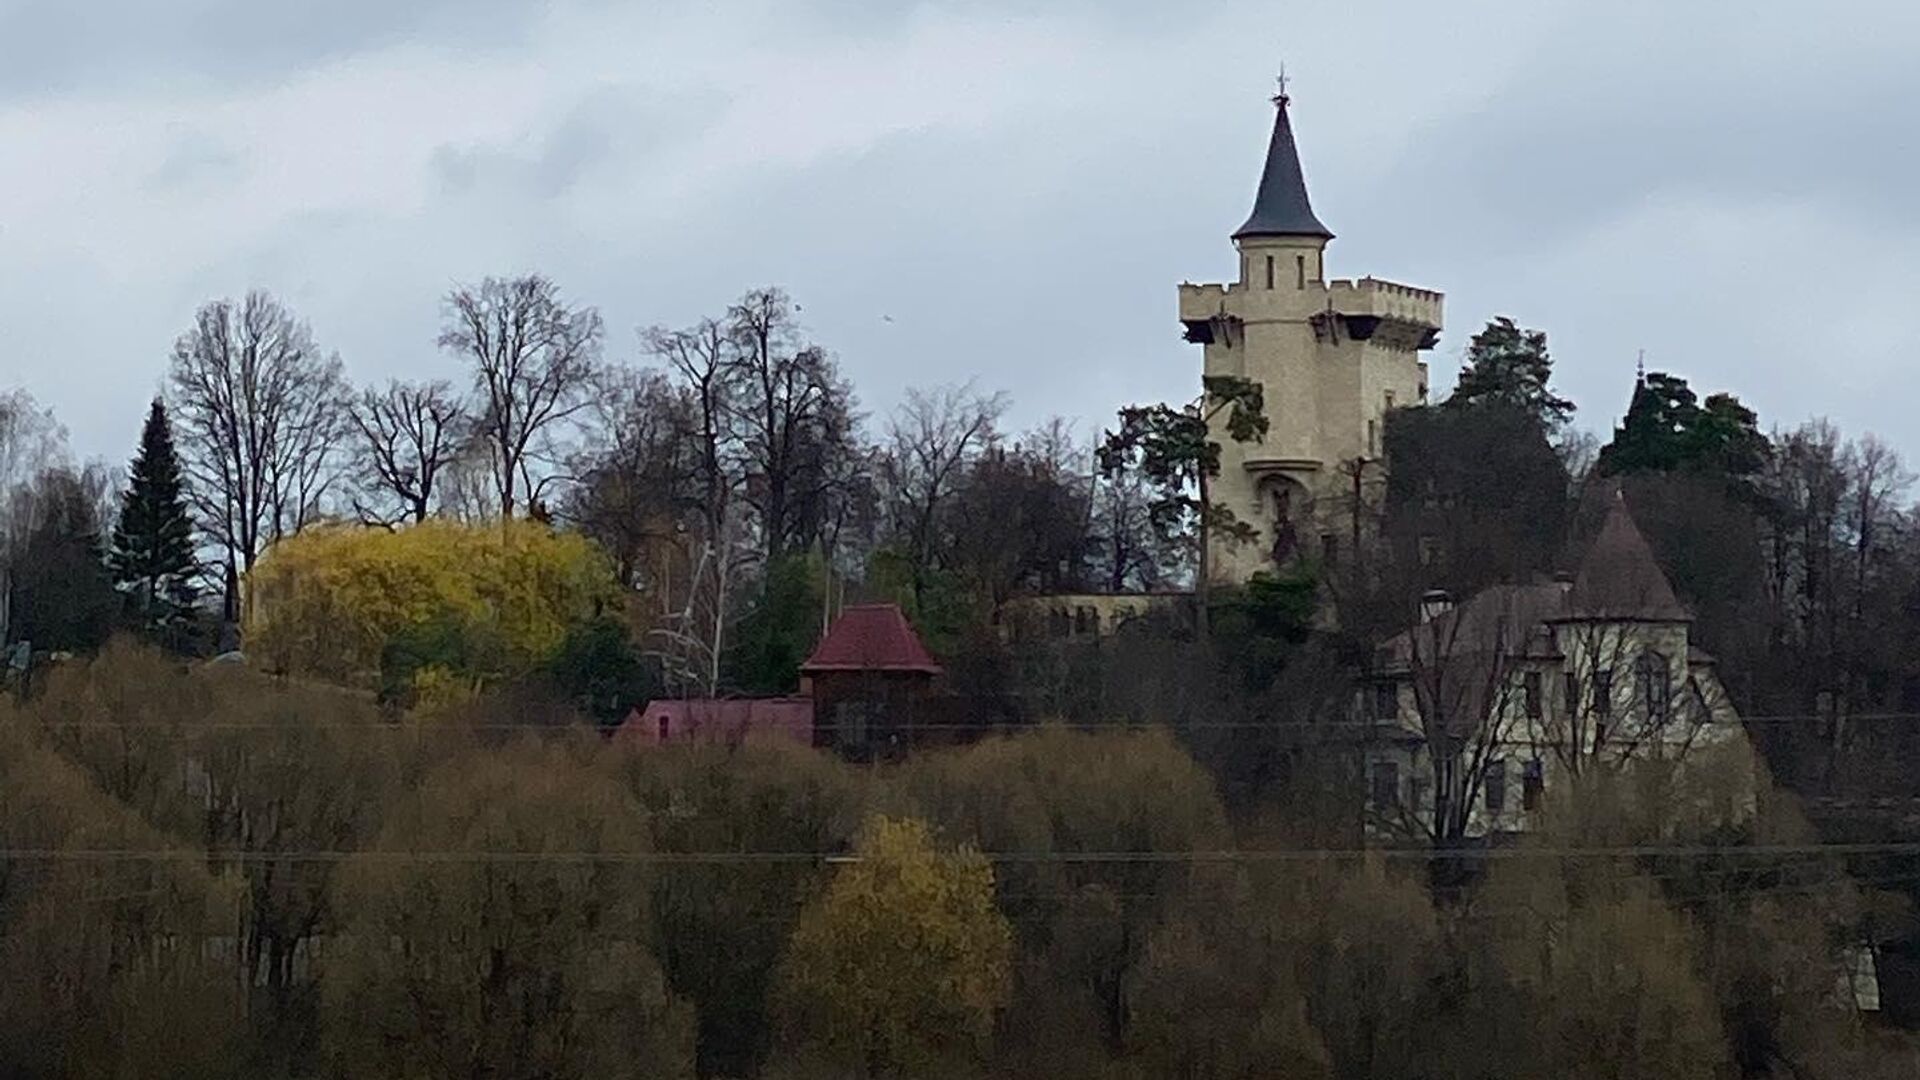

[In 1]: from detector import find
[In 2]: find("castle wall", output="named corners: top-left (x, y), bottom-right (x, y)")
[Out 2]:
top-left (1189, 256), bottom-right (1437, 584)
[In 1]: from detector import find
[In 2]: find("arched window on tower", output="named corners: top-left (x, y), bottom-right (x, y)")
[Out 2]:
top-left (1265, 255), bottom-right (1274, 290)
top-left (1296, 254), bottom-right (1306, 289)
top-left (1263, 477), bottom-right (1307, 567)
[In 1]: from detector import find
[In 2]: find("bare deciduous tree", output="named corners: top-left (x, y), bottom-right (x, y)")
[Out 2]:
top-left (1, 390), bottom-right (69, 641)
top-left (567, 368), bottom-right (698, 588)
top-left (1091, 468), bottom-right (1173, 592)
top-left (725, 288), bottom-right (858, 561)
top-left (880, 382), bottom-right (1007, 607)
top-left (0, 388), bottom-right (66, 513)
top-left (438, 275), bottom-right (603, 520)
top-left (168, 291), bottom-right (349, 591)
top-left (347, 379), bottom-right (467, 525)
top-left (644, 319), bottom-right (736, 542)
top-left (1372, 585), bottom-right (1540, 845)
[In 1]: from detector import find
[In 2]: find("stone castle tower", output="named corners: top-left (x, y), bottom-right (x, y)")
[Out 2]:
top-left (1178, 86), bottom-right (1444, 584)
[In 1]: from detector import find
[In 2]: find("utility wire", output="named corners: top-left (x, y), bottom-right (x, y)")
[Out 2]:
top-left (8, 711), bottom-right (1911, 732)
top-left (7, 841), bottom-right (1920, 866)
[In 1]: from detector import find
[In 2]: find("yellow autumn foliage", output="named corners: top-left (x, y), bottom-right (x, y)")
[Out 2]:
top-left (247, 519), bottom-right (621, 686)
top-left (774, 814), bottom-right (1013, 1077)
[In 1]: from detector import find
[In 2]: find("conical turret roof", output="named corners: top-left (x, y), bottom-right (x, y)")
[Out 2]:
top-left (1233, 92), bottom-right (1333, 241)
top-left (1561, 494), bottom-right (1690, 622)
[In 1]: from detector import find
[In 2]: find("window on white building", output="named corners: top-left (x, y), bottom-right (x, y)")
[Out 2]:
top-left (1484, 760), bottom-right (1507, 813)
top-left (1522, 759), bottom-right (1544, 811)
top-left (1523, 671), bottom-right (1543, 719)
top-left (1371, 762), bottom-right (1399, 811)
top-left (1373, 682), bottom-right (1398, 721)
top-left (1636, 651), bottom-right (1670, 722)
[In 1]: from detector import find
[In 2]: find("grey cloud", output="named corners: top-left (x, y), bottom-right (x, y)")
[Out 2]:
top-left (8, 0), bottom-right (1920, 473)
top-left (143, 129), bottom-right (244, 195)
top-left (429, 85), bottom-right (730, 201)
top-left (1361, 11), bottom-right (1920, 255)
top-left (0, 0), bottom-right (543, 101)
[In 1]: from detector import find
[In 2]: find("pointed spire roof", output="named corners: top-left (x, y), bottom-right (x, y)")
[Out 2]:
top-left (1233, 89), bottom-right (1333, 241)
top-left (1561, 494), bottom-right (1690, 622)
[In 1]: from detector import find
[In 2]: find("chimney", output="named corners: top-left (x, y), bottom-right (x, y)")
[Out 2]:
top-left (1419, 589), bottom-right (1454, 624)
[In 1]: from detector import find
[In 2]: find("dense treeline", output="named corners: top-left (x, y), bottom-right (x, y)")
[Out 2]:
top-left (1, 646), bottom-right (1913, 1079)
top-left (8, 280), bottom-right (1920, 1075)
top-left (1, 280), bottom-right (1178, 702)
top-left (11, 281), bottom-right (1920, 748)
top-left (1372, 323), bottom-right (1920, 804)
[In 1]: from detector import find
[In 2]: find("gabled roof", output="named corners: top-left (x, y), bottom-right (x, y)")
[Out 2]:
top-left (1233, 92), bottom-right (1333, 241)
top-left (1560, 495), bottom-right (1690, 622)
top-left (1377, 583), bottom-right (1567, 733)
top-left (801, 604), bottom-right (943, 675)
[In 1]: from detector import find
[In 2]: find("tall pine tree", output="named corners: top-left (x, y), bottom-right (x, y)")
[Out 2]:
top-left (1597, 370), bottom-right (1768, 480)
top-left (1446, 316), bottom-right (1574, 430)
top-left (110, 399), bottom-right (200, 646)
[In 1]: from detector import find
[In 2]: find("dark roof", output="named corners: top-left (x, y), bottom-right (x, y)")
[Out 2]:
top-left (1233, 93), bottom-right (1333, 241)
top-left (1379, 584), bottom-right (1568, 731)
top-left (1560, 495), bottom-right (1690, 622)
top-left (801, 604), bottom-right (943, 675)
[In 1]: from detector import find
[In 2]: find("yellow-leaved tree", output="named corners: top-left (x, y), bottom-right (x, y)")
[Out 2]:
top-left (246, 518), bottom-right (620, 690)
top-left (773, 814), bottom-right (1013, 1079)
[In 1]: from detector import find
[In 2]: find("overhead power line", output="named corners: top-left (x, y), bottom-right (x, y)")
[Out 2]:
top-left (6, 841), bottom-right (1920, 866)
top-left (9, 711), bottom-right (1916, 732)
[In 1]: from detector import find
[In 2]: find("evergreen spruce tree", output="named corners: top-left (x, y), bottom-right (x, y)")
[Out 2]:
top-left (1447, 316), bottom-right (1574, 430)
top-left (109, 399), bottom-right (200, 646)
top-left (1597, 370), bottom-right (1768, 481)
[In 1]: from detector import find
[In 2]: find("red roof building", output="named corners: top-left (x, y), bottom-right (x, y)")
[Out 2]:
top-left (799, 604), bottom-right (943, 675)
top-left (619, 605), bottom-right (952, 761)
top-left (801, 604), bottom-right (943, 760)
top-left (615, 697), bottom-right (814, 747)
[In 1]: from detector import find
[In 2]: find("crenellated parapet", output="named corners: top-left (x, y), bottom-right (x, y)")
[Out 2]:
top-left (1175, 87), bottom-right (1444, 584)
top-left (1328, 277), bottom-right (1443, 326)
top-left (1315, 277), bottom-right (1444, 351)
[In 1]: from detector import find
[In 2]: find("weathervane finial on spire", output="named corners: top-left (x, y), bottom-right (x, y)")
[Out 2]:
top-left (1273, 64), bottom-right (1290, 105)
top-left (1636, 349), bottom-right (1646, 382)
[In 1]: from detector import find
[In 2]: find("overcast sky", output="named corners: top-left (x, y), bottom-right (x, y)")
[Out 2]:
top-left (3, 0), bottom-right (1916, 466)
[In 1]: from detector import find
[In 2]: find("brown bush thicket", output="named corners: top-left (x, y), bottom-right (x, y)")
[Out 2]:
top-left (322, 738), bottom-right (696, 1080)
top-left (0, 723), bottom-right (245, 1080)
top-left (616, 735), bottom-right (867, 1078)
top-left (1, 646), bottom-right (1915, 1078)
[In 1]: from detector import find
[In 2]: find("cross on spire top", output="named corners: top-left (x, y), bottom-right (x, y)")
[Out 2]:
top-left (1273, 65), bottom-right (1290, 105)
